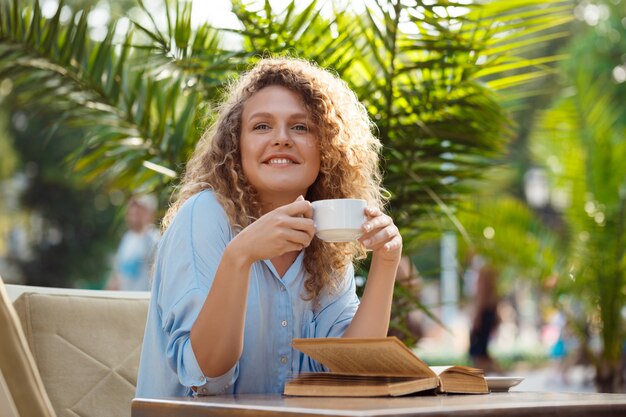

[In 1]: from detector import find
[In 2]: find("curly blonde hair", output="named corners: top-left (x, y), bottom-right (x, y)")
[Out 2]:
top-left (162, 57), bottom-right (385, 299)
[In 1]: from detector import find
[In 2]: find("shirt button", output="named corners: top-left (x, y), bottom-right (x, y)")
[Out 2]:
top-left (280, 286), bottom-right (286, 291)
top-left (281, 320), bottom-right (287, 327)
top-left (281, 356), bottom-right (287, 364)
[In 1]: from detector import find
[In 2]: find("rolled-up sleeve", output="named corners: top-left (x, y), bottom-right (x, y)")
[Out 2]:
top-left (156, 192), bottom-right (238, 394)
top-left (162, 289), bottom-right (238, 394)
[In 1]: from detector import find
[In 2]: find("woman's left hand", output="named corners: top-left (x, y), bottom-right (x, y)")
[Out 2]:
top-left (358, 207), bottom-right (402, 263)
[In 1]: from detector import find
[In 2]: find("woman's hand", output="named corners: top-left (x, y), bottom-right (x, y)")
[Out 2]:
top-left (358, 207), bottom-right (402, 264)
top-left (230, 196), bottom-right (315, 264)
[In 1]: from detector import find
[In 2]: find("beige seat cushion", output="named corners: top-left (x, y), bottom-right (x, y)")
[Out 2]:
top-left (13, 292), bottom-right (149, 417)
top-left (0, 276), bottom-right (56, 417)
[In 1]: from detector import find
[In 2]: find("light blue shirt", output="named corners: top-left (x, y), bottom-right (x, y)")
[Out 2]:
top-left (136, 190), bottom-right (360, 398)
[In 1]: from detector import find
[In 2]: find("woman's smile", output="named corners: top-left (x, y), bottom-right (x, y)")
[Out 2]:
top-left (263, 153), bottom-right (301, 166)
top-left (267, 158), bottom-right (295, 165)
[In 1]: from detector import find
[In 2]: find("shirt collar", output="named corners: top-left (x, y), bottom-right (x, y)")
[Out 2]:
top-left (261, 251), bottom-right (304, 283)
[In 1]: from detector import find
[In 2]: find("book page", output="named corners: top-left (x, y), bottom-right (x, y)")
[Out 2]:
top-left (292, 337), bottom-right (435, 377)
top-left (430, 365), bottom-right (484, 376)
top-left (431, 365), bottom-right (488, 394)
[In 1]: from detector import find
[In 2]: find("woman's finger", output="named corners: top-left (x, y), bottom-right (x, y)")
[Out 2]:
top-left (364, 206), bottom-right (382, 217)
top-left (362, 213), bottom-right (392, 235)
top-left (271, 213), bottom-right (314, 235)
top-left (284, 229), bottom-right (315, 248)
top-left (361, 224), bottom-right (399, 248)
top-left (283, 198), bottom-right (314, 219)
top-left (382, 235), bottom-right (402, 252)
top-left (287, 217), bottom-right (316, 238)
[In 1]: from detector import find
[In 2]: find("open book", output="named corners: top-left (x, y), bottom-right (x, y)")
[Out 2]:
top-left (284, 337), bottom-right (488, 397)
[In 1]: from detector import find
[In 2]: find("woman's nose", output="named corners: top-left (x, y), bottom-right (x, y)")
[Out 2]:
top-left (272, 126), bottom-right (293, 147)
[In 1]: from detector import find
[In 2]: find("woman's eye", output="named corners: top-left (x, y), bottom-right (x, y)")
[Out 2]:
top-left (293, 124), bottom-right (308, 132)
top-left (253, 123), bottom-right (270, 130)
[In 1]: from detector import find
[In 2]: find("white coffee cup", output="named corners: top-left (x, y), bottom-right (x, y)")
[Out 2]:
top-left (311, 199), bottom-right (367, 242)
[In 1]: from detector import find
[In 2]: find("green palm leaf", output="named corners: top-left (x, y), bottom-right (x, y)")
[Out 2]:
top-left (0, 0), bottom-right (216, 192)
top-left (530, 70), bottom-right (626, 376)
top-left (1, 0), bottom-right (572, 237)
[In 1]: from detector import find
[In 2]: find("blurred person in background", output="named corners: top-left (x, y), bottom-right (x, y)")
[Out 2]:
top-left (467, 254), bottom-right (502, 374)
top-left (543, 275), bottom-right (594, 388)
top-left (106, 194), bottom-right (159, 291)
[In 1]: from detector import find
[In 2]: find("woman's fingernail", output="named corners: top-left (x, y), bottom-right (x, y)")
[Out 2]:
top-left (363, 239), bottom-right (371, 246)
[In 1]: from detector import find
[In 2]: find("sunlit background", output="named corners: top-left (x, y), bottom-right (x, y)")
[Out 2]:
top-left (1, 0), bottom-right (626, 393)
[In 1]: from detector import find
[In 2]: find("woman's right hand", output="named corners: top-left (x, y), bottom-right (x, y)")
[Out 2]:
top-left (230, 196), bottom-right (315, 264)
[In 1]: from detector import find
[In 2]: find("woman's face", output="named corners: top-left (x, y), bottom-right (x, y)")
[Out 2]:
top-left (126, 200), bottom-right (154, 232)
top-left (240, 85), bottom-right (321, 208)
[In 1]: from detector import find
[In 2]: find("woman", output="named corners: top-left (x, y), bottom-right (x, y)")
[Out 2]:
top-left (136, 57), bottom-right (402, 397)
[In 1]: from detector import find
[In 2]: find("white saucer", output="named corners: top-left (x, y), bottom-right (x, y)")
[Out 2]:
top-left (485, 376), bottom-right (525, 392)
top-left (316, 228), bottom-right (362, 242)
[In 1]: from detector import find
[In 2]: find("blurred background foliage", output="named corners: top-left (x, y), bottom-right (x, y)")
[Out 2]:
top-left (0, 0), bottom-right (573, 277)
top-left (455, 0), bottom-right (626, 391)
top-left (1, 0), bottom-right (626, 391)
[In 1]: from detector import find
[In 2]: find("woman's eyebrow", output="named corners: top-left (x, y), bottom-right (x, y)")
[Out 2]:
top-left (247, 111), bottom-right (308, 120)
top-left (247, 111), bottom-right (272, 121)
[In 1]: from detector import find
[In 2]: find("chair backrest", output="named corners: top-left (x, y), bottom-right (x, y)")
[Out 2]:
top-left (11, 286), bottom-right (149, 417)
top-left (0, 276), bottom-right (57, 417)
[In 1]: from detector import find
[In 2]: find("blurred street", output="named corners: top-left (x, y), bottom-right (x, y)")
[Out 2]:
top-left (414, 278), bottom-right (598, 394)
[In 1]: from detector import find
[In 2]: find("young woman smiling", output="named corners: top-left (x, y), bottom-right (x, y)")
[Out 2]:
top-left (136, 57), bottom-right (403, 397)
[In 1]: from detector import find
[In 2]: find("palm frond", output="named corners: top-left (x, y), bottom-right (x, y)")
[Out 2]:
top-left (530, 71), bottom-right (626, 365)
top-left (0, 0), bottom-right (210, 191)
top-left (1, 0), bottom-right (573, 240)
top-left (337, 0), bottom-right (572, 245)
